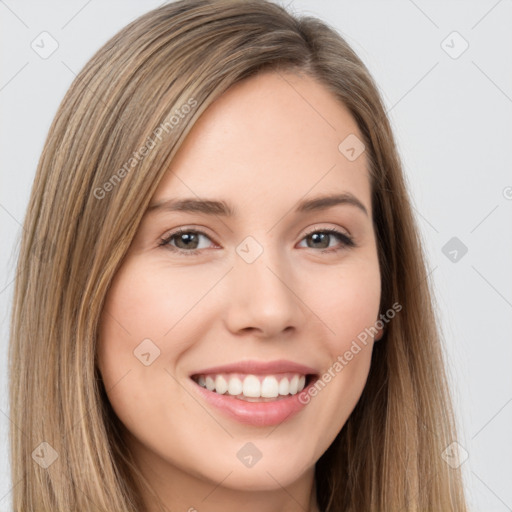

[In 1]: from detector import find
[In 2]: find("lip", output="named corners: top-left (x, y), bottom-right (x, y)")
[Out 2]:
top-left (189, 359), bottom-right (319, 377)
top-left (191, 378), bottom-right (316, 426)
top-left (189, 359), bottom-right (319, 427)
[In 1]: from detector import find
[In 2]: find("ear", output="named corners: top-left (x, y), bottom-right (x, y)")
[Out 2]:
top-left (374, 324), bottom-right (384, 342)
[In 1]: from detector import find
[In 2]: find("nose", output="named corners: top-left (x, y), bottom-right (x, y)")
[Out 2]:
top-left (223, 244), bottom-right (305, 339)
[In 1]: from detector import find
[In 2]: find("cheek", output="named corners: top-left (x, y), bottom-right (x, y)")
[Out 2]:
top-left (298, 254), bottom-right (380, 425)
top-left (95, 258), bottom-right (220, 424)
top-left (304, 254), bottom-right (381, 350)
top-left (95, 263), bottom-right (186, 451)
top-left (97, 258), bottom-right (217, 363)
top-left (95, 260), bottom-right (172, 405)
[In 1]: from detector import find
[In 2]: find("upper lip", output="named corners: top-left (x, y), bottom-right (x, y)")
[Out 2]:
top-left (190, 359), bottom-right (319, 377)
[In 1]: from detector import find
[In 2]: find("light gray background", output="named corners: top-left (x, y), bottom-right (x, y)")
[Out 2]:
top-left (1, 1), bottom-right (511, 510)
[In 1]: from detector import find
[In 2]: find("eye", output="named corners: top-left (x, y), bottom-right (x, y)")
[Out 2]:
top-left (159, 228), bottom-right (216, 256)
top-left (297, 227), bottom-right (355, 253)
top-left (159, 226), bottom-right (356, 256)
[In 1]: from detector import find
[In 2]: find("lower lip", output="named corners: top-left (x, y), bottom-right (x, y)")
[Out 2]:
top-left (191, 379), bottom-right (314, 427)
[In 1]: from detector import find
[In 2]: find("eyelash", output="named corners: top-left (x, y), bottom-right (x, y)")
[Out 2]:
top-left (158, 226), bottom-right (356, 256)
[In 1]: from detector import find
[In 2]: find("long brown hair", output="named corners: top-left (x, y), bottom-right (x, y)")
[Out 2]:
top-left (9, 0), bottom-right (468, 510)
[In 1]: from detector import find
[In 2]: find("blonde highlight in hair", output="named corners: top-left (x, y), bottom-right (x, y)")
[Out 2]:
top-left (9, 0), bottom-right (468, 510)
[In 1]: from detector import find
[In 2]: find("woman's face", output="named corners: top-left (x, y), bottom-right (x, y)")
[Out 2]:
top-left (97, 70), bottom-right (382, 504)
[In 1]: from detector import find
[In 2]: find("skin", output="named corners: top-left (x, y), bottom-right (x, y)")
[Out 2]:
top-left (97, 70), bottom-right (383, 512)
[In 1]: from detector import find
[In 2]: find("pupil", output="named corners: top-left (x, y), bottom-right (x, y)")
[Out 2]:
top-left (310, 232), bottom-right (328, 249)
top-left (177, 233), bottom-right (198, 249)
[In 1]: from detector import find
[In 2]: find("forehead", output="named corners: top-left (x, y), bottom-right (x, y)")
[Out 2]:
top-left (152, 70), bottom-right (371, 217)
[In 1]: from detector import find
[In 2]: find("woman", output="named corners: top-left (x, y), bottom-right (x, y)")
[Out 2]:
top-left (8, 0), bottom-right (469, 510)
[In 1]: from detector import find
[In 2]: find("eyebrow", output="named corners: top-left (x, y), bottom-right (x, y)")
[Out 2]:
top-left (147, 192), bottom-right (369, 217)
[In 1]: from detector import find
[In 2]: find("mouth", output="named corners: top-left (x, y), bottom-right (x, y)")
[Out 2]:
top-left (187, 360), bottom-right (319, 426)
top-left (190, 372), bottom-right (317, 402)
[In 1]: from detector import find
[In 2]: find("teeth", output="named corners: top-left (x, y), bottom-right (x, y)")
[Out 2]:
top-left (194, 373), bottom-right (308, 398)
top-left (215, 375), bottom-right (228, 395)
top-left (289, 375), bottom-right (299, 394)
top-left (205, 376), bottom-right (215, 391)
top-left (261, 376), bottom-right (279, 398)
top-left (227, 377), bottom-right (243, 396)
top-left (243, 375), bottom-right (260, 397)
top-left (278, 377), bottom-right (289, 396)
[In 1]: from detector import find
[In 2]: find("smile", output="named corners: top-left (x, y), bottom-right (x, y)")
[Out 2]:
top-left (192, 372), bottom-right (308, 401)
top-left (188, 360), bottom-right (319, 426)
